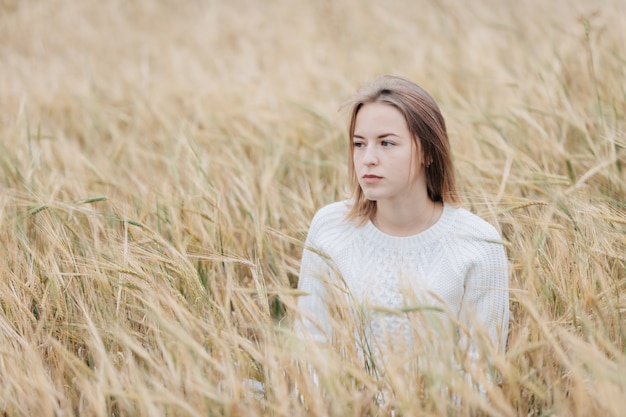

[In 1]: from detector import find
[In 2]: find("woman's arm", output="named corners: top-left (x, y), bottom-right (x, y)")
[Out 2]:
top-left (296, 220), bottom-right (334, 344)
top-left (459, 236), bottom-right (510, 354)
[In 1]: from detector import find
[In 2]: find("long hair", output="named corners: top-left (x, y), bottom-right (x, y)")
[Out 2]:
top-left (343, 75), bottom-right (459, 225)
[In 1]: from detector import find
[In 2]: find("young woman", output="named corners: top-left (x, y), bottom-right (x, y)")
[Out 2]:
top-left (296, 76), bottom-right (509, 374)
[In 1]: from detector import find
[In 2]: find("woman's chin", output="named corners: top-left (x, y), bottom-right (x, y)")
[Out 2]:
top-left (364, 195), bottom-right (379, 202)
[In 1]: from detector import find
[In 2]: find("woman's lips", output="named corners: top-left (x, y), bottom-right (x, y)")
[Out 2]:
top-left (362, 174), bottom-right (382, 184)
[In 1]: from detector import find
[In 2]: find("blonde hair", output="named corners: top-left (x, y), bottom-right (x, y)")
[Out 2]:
top-left (343, 75), bottom-right (459, 225)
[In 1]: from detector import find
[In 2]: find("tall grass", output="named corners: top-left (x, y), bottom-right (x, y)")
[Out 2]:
top-left (1, 0), bottom-right (625, 415)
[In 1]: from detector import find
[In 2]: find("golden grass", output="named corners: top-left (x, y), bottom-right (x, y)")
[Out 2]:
top-left (1, 0), bottom-right (625, 415)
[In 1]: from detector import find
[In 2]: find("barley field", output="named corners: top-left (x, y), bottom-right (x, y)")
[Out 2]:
top-left (1, 0), bottom-right (625, 416)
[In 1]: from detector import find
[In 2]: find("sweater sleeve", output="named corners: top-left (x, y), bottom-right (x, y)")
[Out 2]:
top-left (458, 230), bottom-right (510, 354)
top-left (296, 213), bottom-right (334, 344)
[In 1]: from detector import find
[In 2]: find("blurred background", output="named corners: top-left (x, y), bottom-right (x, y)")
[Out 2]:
top-left (1, 1), bottom-right (624, 415)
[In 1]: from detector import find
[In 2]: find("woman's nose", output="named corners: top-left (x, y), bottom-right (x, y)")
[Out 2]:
top-left (363, 147), bottom-right (378, 166)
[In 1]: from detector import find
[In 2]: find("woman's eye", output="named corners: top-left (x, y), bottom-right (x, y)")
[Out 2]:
top-left (353, 141), bottom-right (365, 148)
top-left (381, 140), bottom-right (394, 147)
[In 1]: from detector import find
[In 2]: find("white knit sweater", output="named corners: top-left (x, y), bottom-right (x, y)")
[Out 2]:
top-left (296, 201), bottom-right (509, 357)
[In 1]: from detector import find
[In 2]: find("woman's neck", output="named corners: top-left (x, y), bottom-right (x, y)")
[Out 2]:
top-left (372, 199), bottom-right (442, 237)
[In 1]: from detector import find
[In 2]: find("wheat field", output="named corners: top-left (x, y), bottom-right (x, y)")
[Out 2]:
top-left (1, 0), bottom-right (625, 416)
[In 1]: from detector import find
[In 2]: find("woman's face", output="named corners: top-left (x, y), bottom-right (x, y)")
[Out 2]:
top-left (352, 102), bottom-right (427, 205)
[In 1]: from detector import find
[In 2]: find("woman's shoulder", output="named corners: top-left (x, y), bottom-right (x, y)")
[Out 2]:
top-left (443, 205), bottom-right (508, 270)
top-left (306, 200), bottom-right (355, 244)
top-left (447, 205), bottom-right (503, 243)
top-left (309, 200), bottom-right (352, 230)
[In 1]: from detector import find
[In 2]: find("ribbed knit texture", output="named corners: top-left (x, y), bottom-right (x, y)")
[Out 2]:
top-left (296, 201), bottom-right (509, 355)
